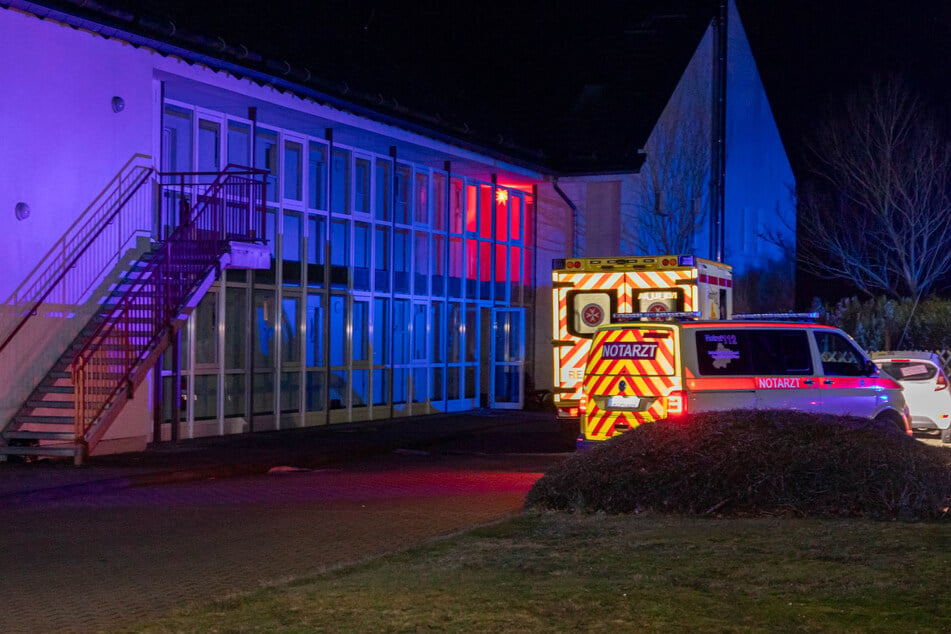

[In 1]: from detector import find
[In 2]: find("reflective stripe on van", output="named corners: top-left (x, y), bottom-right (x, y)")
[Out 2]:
top-left (582, 324), bottom-right (682, 440)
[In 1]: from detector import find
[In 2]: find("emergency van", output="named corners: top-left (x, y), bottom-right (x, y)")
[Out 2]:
top-left (551, 255), bottom-right (732, 419)
top-left (578, 317), bottom-right (910, 449)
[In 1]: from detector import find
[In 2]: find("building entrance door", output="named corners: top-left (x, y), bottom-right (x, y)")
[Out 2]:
top-left (490, 308), bottom-right (524, 409)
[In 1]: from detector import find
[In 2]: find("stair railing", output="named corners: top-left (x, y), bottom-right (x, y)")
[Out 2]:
top-left (71, 166), bottom-right (267, 444)
top-left (0, 154), bottom-right (155, 355)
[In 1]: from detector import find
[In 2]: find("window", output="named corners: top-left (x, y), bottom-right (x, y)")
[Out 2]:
top-left (395, 165), bottom-right (412, 224)
top-left (354, 157), bottom-right (371, 214)
top-left (227, 121), bottom-right (251, 167)
top-left (284, 141), bottom-right (303, 201)
top-left (306, 215), bottom-right (326, 288)
top-left (354, 222), bottom-right (371, 291)
top-left (280, 297), bottom-right (301, 363)
top-left (814, 331), bottom-right (868, 376)
top-left (414, 172), bottom-right (429, 224)
top-left (330, 220), bottom-right (350, 288)
top-left (696, 329), bottom-right (813, 376)
top-left (432, 172), bottom-right (446, 231)
top-left (450, 177), bottom-right (464, 233)
top-left (163, 105), bottom-right (192, 172)
top-left (305, 293), bottom-right (324, 366)
top-left (375, 226), bottom-right (390, 292)
top-left (375, 159), bottom-right (392, 221)
top-left (414, 231), bottom-right (429, 295)
top-left (308, 142), bottom-right (328, 210)
top-left (254, 128), bottom-right (279, 203)
top-left (394, 229), bottom-right (410, 294)
top-left (282, 211), bottom-right (302, 286)
top-left (198, 119), bottom-right (221, 172)
top-left (330, 149), bottom-right (350, 215)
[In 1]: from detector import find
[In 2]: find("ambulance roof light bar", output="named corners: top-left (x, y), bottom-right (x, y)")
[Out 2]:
top-left (732, 312), bottom-right (820, 321)
top-left (612, 311), bottom-right (702, 322)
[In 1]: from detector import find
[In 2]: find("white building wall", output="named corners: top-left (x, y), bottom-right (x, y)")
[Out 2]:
top-left (0, 9), bottom-right (157, 297)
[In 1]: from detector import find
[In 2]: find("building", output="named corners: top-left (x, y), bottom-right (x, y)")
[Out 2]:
top-left (0, 0), bottom-right (794, 461)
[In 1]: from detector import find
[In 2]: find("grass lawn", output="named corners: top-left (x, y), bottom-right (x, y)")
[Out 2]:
top-left (129, 511), bottom-right (951, 633)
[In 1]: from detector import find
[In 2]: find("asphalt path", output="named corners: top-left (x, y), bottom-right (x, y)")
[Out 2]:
top-left (0, 448), bottom-right (568, 633)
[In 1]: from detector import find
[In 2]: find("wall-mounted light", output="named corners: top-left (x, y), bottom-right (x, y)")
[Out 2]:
top-left (111, 96), bottom-right (125, 113)
top-left (496, 188), bottom-right (509, 205)
top-left (15, 202), bottom-right (31, 221)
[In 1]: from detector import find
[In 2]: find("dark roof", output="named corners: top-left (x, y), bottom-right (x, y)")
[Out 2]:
top-left (26, 0), bottom-right (717, 174)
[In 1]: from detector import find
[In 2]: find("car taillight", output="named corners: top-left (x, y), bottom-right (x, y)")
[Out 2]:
top-left (579, 394), bottom-right (588, 414)
top-left (936, 373), bottom-right (948, 391)
top-left (666, 391), bottom-right (686, 416)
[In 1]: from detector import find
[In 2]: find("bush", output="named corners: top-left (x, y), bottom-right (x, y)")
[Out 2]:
top-left (817, 295), bottom-right (951, 351)
top-left (525, 410), bottom-right (951, 520)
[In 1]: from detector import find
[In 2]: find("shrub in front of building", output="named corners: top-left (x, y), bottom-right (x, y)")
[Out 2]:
top-left (525, 409), bottom-right (951, 520)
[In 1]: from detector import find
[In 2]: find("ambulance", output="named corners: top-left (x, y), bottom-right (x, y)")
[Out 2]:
top-left (577, 316), bottom-right (911, 449)
top-left (551, 255), bottom-right (733, 419)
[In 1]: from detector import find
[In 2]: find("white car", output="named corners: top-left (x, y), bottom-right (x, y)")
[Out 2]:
top-left (872, 352), bottom-right (951, 443)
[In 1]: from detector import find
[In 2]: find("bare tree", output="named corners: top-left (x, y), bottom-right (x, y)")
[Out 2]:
top-left (635, 63), bottom-right (710, 254)
top-left (799, 75), bottom-right (951, 300)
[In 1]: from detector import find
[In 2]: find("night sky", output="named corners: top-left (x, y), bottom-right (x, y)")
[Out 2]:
top-left (89, 0), bottom-right (951, 175)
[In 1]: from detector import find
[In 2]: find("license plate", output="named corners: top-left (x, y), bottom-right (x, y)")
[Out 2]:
top-left (608, 395), bottom-right (641, 409)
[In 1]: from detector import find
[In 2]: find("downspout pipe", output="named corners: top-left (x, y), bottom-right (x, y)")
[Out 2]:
top-left (552, 177), bottom-right (579, 258)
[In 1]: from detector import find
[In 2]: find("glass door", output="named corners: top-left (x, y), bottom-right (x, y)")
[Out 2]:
top-left (490, 308), bottom-right (525, 409)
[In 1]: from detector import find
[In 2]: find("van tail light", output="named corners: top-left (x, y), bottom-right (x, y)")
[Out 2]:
top-left (936, 373), bottom-right (948, 391)
top-left (666, 391), bottom-right (686, 416)
top-left (578, 394), bottom-right (588, 414)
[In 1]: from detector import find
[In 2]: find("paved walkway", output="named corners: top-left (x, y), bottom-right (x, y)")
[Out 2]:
top-left (0, 409), bottom-right (572, 506)
top-left (0, 410), bottom-right (575, 633)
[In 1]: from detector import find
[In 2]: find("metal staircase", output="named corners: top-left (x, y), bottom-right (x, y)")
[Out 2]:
top-left (0, 159), bottom-right (267, 464)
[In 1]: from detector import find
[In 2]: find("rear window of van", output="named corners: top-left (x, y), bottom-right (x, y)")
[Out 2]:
top-left (695, 329), bottom-right (812, 376)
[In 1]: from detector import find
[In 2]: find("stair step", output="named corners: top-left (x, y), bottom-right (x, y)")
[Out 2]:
top-left (3, 430), bottom-right (75, 441)
top-left (14, 415), bottom-right (73, 425)
top-left (36, 385), bottom-right (74, 394)
top-left (49, 370), bottom-right (71, 380)
top-left (26, 400), bottom-right (74, 409)
top-left (0, 444), bottom-right (77, 457)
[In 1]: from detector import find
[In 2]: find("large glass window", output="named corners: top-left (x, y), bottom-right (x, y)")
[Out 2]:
top-left (225, 287), bottom-right (247, 369)
top-left (395, 165), bottom-right (412, 224)
top-left (373, 298), bottom-right (388, 365)
top-left (329, 295), bottom-right (347, 366)
top-left (284, 140), bottom-right (303, 201)
top-left (414, 172), bottom-right (429, 224)
top-left (227, 121), bottom-right (251, 167)
top-left (354, 222), bottom-right (371, 291)
top-left (253, 290), bottom-right (275, 368)
top-left (306, 293), bottom-right (324, 366)
top-left (353, 300), bottom-right (370, 363)
top-left (394, 229), bottom-right (410, 294)
top-left (194, 291), bottom-right (217, 366)
top-left (331, 149), bottom-right (350, 215)
top-left (412, 302), bottom-right (427, 361)
top-left (282, 211), bottom-right (302, 286)
top-left (414, 231), bottom-right (429, 295)
top-left (197, 119), bottom-right (221, 172)
top-left (375, 226), bottom-right (390, 292)
top-left (375, 159), bottom-right (392, 221)
top-left (306, 215), bottom-right (326, 288)
top-left (355, 157), bottom-right (371, 214)
top-left (163, 105), bottom-right (193, 172)
top-left (330, 220), bottom-right (350, 288)
top-left (308, 142), bottom-right (328, 210)
top-left (281, 297), bottom-right (301, 363)
top-left (432, 172), bottom-right (447, 231)
top-left (254, 128), bottom-right (279, 203)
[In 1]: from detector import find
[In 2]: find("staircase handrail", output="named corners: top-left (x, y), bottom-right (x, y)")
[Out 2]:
top-left (0, 154), bottom-right (155, 355)
top-left (71, 166), bottom-right (267, 441)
